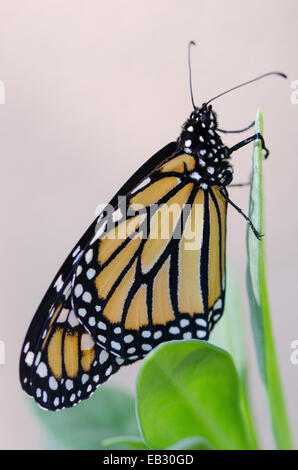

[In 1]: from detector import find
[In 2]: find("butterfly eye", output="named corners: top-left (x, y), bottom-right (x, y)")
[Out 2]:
top-left (200, 113), bottom-right (209, 126)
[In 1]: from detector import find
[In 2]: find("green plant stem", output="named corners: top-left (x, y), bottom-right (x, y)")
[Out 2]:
top-left (210, 266), bottom-right (260, 449)
top-left (262, 280), bottom-right (294, 449)
top-left (247, 110), bottom-right (294, 450)
top-left (239, 379), bottom-right (259, 450)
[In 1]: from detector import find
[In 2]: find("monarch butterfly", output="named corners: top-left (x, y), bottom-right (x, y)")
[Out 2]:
top-left (20, 42), bottom-right (286, 410)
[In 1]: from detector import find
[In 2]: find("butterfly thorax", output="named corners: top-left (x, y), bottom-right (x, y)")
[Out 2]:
top-left (177, 104), bottom-right (233, 188)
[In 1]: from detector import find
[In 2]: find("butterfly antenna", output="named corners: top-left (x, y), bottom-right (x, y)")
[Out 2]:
top-left (188, 40), bottom-right (196, 109)
top-left (206, 71), bottom-right (287, 105)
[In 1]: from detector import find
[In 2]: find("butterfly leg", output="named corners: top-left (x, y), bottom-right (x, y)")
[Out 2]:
top-left (217, 120), bottom-right (255, 134)
top-left (228, 171), bottom-right (252, 188)
top-left (218, 188), bottom-right (263, 240)
top-left (229, 132), bottom-right (269, 159)
top-left (229, 181), bottom-right (250, 187)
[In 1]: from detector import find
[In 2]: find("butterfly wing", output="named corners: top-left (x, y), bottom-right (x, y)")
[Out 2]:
top-left (20, 288), bottom-right (131, 410)
top-left (19, 222), bottom-right (99, 400)
top-left (20, 142), bottom-right (177, 407)
top-left (72, 152), bottom-right (228, 360)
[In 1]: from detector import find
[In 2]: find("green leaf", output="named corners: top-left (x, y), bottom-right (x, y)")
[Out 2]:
top-left (31, 386), bottom-right (140, 450)
top-left (210, 263), bottom-right (247, 383)
top-left (136, 340), bottom-right (252, 450)
top-left (102, 436), bottom-right (150, 450)
top-left (246, 109), bottom-right (294, 449)
top-left (210, 264), bottom-right (259, 449)
top-left (167, 436), bottom-right (214, 450)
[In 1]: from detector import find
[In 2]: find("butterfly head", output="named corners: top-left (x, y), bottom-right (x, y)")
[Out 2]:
top-left (178, 104), bottom-right (219, 150)
top-left (192, 103), bottom-right (217, 130)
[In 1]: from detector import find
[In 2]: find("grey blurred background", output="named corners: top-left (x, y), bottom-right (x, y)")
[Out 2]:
top-left (0, 0), bottom-right (297, 449)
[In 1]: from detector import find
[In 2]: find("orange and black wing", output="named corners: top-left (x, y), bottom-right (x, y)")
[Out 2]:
top-left (72, 152), bottom-right (228, 360)
top-left (20, 289), bottom-right (130, 410)
top-left (20, 142), bottom-right (177, 409)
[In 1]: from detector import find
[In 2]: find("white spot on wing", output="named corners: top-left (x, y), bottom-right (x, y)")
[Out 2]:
top-left (82, 374), bottom-right (89, 384)
top-left (130, 178), bottom-right (151, 195)
top-left (196, 330), bottom-right (207, 339)
top-left (81, 333), bottom-right (95, 350)
top-left (68, 310), bottom-right (79, 327)
top-left (72, 246), bottom-right (81, 258)
top-left (111, 341), bottom-right (121, 350)
top-left (78, 308), bottom-right (87, 317)
top-left (86, 268), bottom-right (96, 280)
top-left (124, 335), bottom-right (134, 344)
top-left (169, 326), bottom-right (180, 335)
top-left (190, 171), bottom-right (201, 181)
top-left (49, 376), bottom-right (58, 390)
top-left (97, 321), bottom-right (107, 330)
top-left (99, 350), bottom-right (109, 364)
top-left (25, 351), bottom-right (34, 366)
top-left (54, 275), bottom-right (63, 292)
top-left (90, 221), bottom-right (107, 245)
top-left (183, 332), bottom-right (192, 339)
top-left (153, 331), bottom-right (162, 340)
top-left (82, 291), bottom-right (92, 303)
top-left (66, 379), bottom-right (73, 390)
top-left (57, 308), bottom-right (69, 323)
top-left (214, 298), bottom-right (223, 310)
top-left (141, 330), bottom-right (151, 338)
top-left (74, 284), bottom-right (83, 298)
top-left (85, 249), bottom-right (93, 264)
top-left (112, 208), bottom-right (123, 222)
top-left (36, 362), bottom-right (48, 378)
